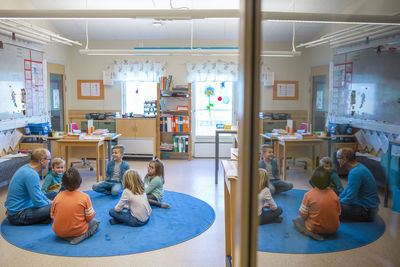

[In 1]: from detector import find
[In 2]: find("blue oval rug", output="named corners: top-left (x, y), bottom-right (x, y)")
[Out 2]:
top-left (1, 190), bottom-right (215, 257)
top-left (258, 189), bottom-right (385, 254)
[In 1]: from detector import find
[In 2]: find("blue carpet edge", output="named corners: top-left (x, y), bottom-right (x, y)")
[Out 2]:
top-left (1, 190), bottom-right (216, 257)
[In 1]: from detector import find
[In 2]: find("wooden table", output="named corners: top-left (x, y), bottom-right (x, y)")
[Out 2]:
top-left (215, 128), bottom-right (238, 184)
top-left (276, 138), bottom-right (324, 180)
top-left (222, 159), bottom-right (238, 267)
top-left (57, 138), bottom-right (106, 182)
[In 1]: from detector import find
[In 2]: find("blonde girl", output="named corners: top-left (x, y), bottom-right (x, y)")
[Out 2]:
top-left (258, 168), bottom-right (283, 225)
top-left (144, 158), bottom-right (170, 209)
top-left (109, 169), bottom-right (151, 226)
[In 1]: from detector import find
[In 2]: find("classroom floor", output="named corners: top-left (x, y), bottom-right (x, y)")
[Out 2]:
top-left (0, 158), bottom-right (399, 267)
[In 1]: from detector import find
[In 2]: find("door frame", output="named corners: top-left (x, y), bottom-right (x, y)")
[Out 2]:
top-left (309, 65), bottom-right (329, 126)
top-left (47, 63), bottom-right (66, 130)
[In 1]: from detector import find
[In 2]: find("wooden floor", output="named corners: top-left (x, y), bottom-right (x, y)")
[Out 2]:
top-left (0, 158), bottom-right (399, 267)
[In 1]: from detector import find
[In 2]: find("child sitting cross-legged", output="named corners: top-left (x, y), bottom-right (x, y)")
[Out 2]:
top-left (51, 168), bottom-right (100, 245)
top-left (259, 144), bottom-right (293, 194)
top-left (109, 169), bottom-right (151, 226)
top-left (293, 167), bottom-right (341, 241)
top-left (144, 159), bottom-right (170, 209)
top-left (41, 158), bottom-right (65, 194)
top-left (258, 169), bottom-right (283, 225)
top-left (92, 145), bottom-right (130, 196)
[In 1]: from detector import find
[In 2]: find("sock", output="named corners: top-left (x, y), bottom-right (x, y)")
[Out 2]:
top-left (160, 203), bottom-right (170, 209)
top-left (109, 218), bottom-right (120, 225)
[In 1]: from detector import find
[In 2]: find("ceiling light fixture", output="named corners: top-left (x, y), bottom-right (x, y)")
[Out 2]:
top-left (79, 47), bottom-right (301, 57)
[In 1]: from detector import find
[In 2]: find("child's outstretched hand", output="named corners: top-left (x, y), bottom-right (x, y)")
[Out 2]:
top-left (123, 204), bottom-right (128, 209)
top-left (263, 203), bottom-right (270, 209)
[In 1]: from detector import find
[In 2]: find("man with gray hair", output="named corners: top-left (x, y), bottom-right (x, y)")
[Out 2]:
top-left (5, 148), bottom-right (56, 225)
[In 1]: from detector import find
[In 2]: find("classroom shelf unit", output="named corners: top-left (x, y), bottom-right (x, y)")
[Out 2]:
top-left (156, 83), bottom-right (192, 160)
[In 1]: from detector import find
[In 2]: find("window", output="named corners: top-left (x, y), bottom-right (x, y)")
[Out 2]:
top-left (124, 82), bottom-right (157, 115)
top-left (194, 82), bottom-right (233, 137)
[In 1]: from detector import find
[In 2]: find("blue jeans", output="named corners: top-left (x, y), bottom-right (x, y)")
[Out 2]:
top-left (109, 208), bottom-right (148, 227)
top-left (269, 179), bottom-right (293, 194)
top-left (7, 204), bottom-right (51, 226)
top-left (340, 203), bottom-right (378, 222)
top-left (259, 206), bottom-right (282, 225)
top-left (92, 181), bottom-right (122, 196)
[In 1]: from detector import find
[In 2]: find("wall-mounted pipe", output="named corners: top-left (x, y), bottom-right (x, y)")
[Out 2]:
top-left (0, 29), bottom-right (48, 45)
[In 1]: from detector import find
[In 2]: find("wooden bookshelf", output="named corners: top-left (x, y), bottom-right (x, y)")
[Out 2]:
top-left (156, 82), bottom-right (192, 160)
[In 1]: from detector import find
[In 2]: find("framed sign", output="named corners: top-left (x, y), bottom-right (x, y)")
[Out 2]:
top-left (77, 80), bottom-right (104, 100)
top-left (273, 80), bottom-right (299, 100)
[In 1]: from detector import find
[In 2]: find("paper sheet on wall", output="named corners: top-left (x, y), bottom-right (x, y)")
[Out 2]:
top-left (90, 83), bottom-right (100, 96)
top-left (0, 132), bottom-right (5, 153)
top-left (277, 83), bottom-right (295, 97)
top-left (81, 83), bottom-right (91, 96)
top-left (10, 130), bottom-right (22, 150)
top-left (103, 70), bottom-right (113, 86)
top-left (266, 72), bottom-right (274, 86)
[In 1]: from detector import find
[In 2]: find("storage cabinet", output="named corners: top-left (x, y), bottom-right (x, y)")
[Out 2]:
top-left (156, 83), bottom-right (192, 160)
top-left (81, 120), bottom-right (116, 133)
top-left (116, 118), bottom-right (156, 156)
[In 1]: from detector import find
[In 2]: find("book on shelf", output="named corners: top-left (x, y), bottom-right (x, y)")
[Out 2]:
top-left (173, 85), bottom-right (188, 91)
top-left (160, 116), bottom-right (189, 133)
top-left (160, 75), bottom-right (173, 91)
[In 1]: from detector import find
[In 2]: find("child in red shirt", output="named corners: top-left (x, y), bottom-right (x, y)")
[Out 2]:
top-left (51, 168), bottom-right (100, 245)
top-left (293, 167), bottom-right (341, 241)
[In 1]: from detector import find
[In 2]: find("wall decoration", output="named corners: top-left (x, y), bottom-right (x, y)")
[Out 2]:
top-left (77, 80), bottom-right (104, 100)
top-left (273, 81), bottom-right (299, 100)
top-left (205, 86), bottom-right (215, 114)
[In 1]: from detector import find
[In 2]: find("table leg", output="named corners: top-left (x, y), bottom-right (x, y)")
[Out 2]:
top-left (230, 179), bottom-right (236, 266)
top-left (57, 143), bottom-right (61, 158)
top-left (224, 180), bottom-right (231, 267)
top-left (102, 142), bottom-right (106, 181)
top-left (107, 140), bottom-right (112, 161)
top-left (96, 144), bottom-right (100, 183)
top-left (384, 143), bottom-right (392, 207)
top-left (312, 145), bottom-right (316, 170)
top-left (283, 144), bottom-right (287, 181)
top-left (215, 132), bottom-right (219, 184)
top-left (65, 145), bottom-right (69, 170)
top-left (277, 143), bottom-right (281, 178)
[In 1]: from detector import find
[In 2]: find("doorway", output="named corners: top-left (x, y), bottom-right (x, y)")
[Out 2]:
top-left (47, 63), bottom-right (66, 131)
top-left (310, 66), bottom-right (329, 131)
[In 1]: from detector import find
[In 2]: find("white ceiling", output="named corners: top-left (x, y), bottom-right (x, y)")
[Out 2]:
top-left (21, 0), bottom-right (378, 43)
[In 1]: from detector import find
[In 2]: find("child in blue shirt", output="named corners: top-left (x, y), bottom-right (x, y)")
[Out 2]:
top-left (309, 157), bottom-right (344, 195)
top-left (92, 145), bottom-right (130, 196)
top-left (259, 144), bottom-right (293, 194)
top-left (41, 158), bottom-right (65, 193)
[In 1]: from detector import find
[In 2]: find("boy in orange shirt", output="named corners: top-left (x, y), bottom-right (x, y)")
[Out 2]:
top-left (293, 167), bottom-right (341, 241)
top-left (51, 168), bottom-right (100, 245)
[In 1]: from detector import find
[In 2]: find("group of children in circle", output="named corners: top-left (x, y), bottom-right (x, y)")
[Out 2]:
top-left (258, 144), bottom-right (344, 241)
top-left (42, 145), bottom-right (169, 245)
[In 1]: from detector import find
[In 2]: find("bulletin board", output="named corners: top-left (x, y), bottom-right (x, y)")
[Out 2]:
top-left (77, 80), bottom-right (104, 100)
top-left (273, 81), bottom-right (299, 100)
top-left (0, 41), bottom-right (46, 130)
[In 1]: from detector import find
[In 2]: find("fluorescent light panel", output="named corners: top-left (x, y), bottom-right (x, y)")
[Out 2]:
top-left (79, 48), bottom-right (301, 57)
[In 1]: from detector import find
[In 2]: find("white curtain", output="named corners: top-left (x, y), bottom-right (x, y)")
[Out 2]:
top-left (113, 59), bottom-right (166, 82)
top-left (186, 60), bottom-right (238, 82)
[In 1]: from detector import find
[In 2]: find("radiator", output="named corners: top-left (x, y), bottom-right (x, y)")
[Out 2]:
top-left (119, 138), bottom-right (154, 156)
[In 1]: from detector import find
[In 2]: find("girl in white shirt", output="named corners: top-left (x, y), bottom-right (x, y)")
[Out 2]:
top-left (258, 169), bottom-right (283, 225)
top-left (109, 169), bottom-right (151, 226)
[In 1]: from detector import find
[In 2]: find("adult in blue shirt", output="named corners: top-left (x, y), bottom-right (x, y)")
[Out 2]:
top-left (5, 148), bottom-right (56, 225)
top-left (337, 147), bottom-right (380, 222)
